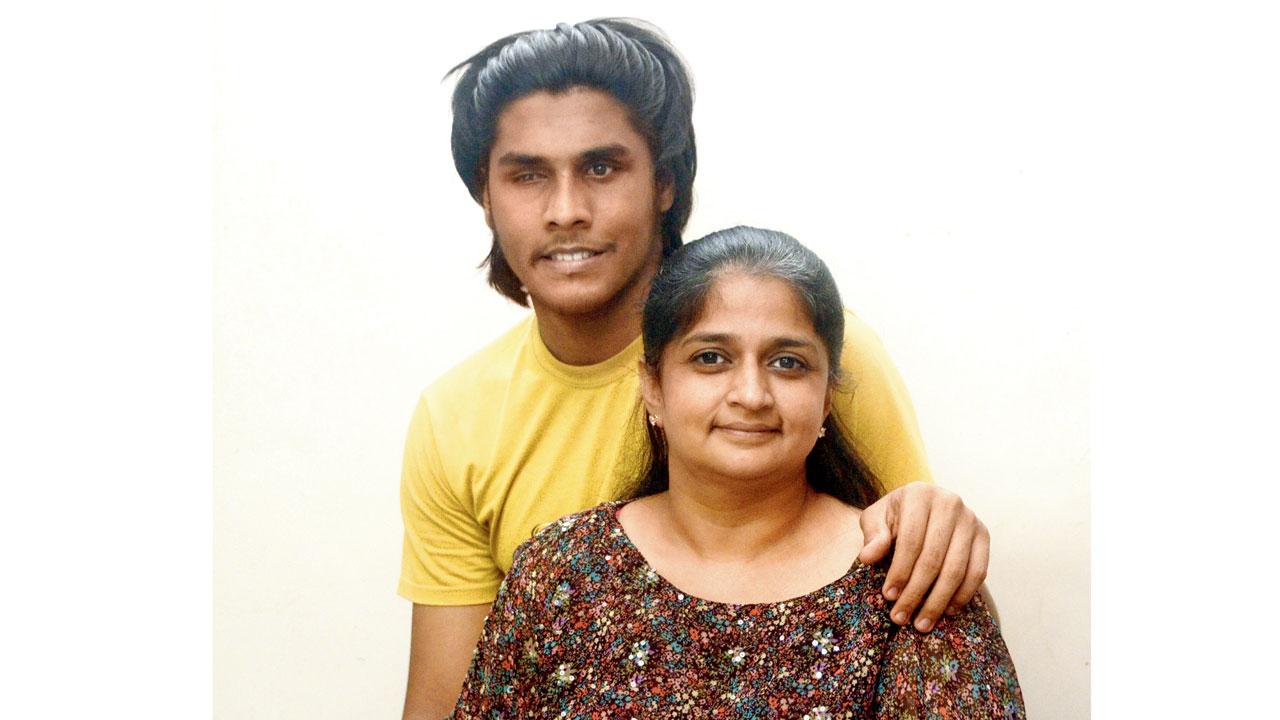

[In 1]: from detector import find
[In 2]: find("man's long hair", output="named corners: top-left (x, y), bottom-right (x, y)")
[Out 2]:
top-left (447, 18), bottom-right (697, 306)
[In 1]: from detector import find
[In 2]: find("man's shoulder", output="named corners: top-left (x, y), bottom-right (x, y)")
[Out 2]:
top-left (837, 306), bottom-right (897, 373)
top-left (419, 314), bottom-right (535, 408)
top-left (840, 306), bottom-right (881, 346)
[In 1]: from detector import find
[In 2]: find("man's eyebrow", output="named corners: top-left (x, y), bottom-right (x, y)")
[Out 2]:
top-left (494, 144), bottom-right (633, 168)
top-left (493, 152), bottom-right (547, 167)
top-left (579, 144), bottom-right (631, 163)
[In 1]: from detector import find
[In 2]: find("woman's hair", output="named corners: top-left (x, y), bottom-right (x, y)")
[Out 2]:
top-left (630, 226), bottom-right (883, 508)
top-left (447, 18), bottom-right (697, 306)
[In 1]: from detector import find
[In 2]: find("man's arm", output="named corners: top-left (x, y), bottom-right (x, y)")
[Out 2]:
top-left (402, 603), bottom-right (489, 720)
top-left (398, 395), bottom-right (503, 717)
top-left (834, 312), bottom-right (989, 631)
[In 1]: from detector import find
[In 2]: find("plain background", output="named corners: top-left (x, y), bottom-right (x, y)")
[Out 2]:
top-left (213, 2), bottom-right (1089, 717)
top-left (5, 2), bottom-right (1276, 718)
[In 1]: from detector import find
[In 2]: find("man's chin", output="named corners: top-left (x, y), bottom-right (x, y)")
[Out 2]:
top-left (528, 287), bottom-right (620, 319)
top-left (525, 263), bottom-right (655, 322)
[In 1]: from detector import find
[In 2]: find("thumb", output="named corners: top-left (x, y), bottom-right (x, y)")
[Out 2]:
top-left (858, 504), bottom-right (894, 563)
top-left (859, 526), bottom-right (893, 564)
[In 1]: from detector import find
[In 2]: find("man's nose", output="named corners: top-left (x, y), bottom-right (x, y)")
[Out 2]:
top-left (543, 175), bottom-right (592, 229)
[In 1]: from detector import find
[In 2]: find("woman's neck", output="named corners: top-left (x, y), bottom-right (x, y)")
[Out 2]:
top-left (617, 467), bottom-right (864, 605)
top-left (661, 466), bottom-right (816, 563)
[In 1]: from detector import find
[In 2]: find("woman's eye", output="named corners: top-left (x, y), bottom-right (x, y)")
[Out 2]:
top-left (693, 351), bottom-right (726, 365)
top-left (770, 356), bottom-right (806, 371)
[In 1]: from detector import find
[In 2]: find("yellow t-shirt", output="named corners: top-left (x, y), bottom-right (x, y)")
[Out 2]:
top-left (398, 310), bottom-right (931, 606)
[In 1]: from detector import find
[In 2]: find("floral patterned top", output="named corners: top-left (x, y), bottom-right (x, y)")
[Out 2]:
top-left (453, 502), bottom-right (1025, 719)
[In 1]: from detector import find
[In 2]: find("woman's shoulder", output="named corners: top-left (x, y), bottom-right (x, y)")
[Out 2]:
top-left (809, 493), bottom-right (867, 561)
top-left (510, 502), bottom-right (624, 574)
top-left (499, 502), bottom-right (635, 612)
top-left (875, 590), bottom-right (1025, 716)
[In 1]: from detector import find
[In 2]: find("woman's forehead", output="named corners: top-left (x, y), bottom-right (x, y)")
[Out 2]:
top-left (678, 274), bottom-right (821, 344)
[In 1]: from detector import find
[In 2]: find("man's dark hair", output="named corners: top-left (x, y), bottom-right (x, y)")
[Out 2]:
top-left (448, 18), bottom-right (697, 306)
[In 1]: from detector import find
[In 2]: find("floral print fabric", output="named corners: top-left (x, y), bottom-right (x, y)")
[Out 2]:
top-left (453, 502), bottom-right (1025, 718)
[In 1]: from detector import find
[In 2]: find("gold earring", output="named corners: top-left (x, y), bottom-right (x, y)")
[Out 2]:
top-left (648, 414), bottom-right (658, 426)
top-left (818, 426), bottom-right (826, 438)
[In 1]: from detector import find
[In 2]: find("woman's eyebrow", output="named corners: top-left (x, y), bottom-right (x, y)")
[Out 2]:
top-left (680, 332), bottom-right (735, 346)
top-left (772, 337), bottom-right (818, 350)
top-left (679, 333), bottom-right (818, 350)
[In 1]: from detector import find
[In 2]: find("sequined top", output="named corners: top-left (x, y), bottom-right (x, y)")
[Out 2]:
top-left (453, 502), bottom-right (1025, 719)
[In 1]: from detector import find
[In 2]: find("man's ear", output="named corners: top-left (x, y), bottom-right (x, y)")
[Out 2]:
top-left (657, 178), bottom-right (675, 215)
top-left (481, 184), bottom-right (495, 230)
top-left (638, 360), bottom-right (664, 427)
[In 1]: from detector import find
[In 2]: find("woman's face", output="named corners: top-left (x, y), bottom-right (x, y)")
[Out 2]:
top-left (642, 272), bottom-right (832, 486)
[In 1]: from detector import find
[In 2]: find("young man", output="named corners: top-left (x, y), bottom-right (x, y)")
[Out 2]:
top-left (400, 19), bottom-right (991, 719)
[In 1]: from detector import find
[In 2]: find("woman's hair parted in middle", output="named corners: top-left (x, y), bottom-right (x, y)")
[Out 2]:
top-left (630, 225), bottom-right (883, 508)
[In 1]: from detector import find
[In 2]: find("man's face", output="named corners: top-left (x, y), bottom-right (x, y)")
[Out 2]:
top-left (483, 87), bottom-right (674, 321)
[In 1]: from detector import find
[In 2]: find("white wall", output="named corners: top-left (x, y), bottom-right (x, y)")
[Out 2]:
top-left (214, 2), bottom-right (1089, 717)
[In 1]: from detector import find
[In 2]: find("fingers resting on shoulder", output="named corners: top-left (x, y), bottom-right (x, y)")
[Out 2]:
top-left (857, 482), bottom-right (991, 632)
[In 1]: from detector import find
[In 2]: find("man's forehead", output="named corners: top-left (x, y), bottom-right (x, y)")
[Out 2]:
top-left (489, 88), bottom-right (648, 158)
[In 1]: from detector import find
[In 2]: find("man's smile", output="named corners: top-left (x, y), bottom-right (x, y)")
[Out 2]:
top-left (536, 245), bottom-right (610, 272)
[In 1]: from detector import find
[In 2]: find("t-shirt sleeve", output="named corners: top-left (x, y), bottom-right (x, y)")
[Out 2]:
top-left (831, 309), bottom-right (933, 490)
top-left (872, 595), bottom-right (1026, 718)
top-left (451, 541), bottom-right (542, 718)
top-left (398, 393), bottom-right (504, 606)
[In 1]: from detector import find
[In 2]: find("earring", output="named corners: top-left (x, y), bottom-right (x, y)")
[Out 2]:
top-left (519, 285), bottom-right (528, 293)
top-left (817, 426), bottom-right (826, 438)
top-left (648, 414), bottom-right (658, 426)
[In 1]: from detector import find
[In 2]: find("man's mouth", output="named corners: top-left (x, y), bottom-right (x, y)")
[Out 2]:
top-left (537, 246), bottom-right (608, 272)
top-left (545, 249), bottom-right (602, 262)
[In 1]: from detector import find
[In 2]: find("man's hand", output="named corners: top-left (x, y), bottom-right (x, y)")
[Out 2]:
top-left (858, 482), bottom-right (990, 632)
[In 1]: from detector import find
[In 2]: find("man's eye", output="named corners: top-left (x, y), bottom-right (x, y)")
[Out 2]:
top-left (586, 163), bottom-right (613, 178)
top-left (693, 351), bottom-right (726, 365)
top-left (514, 172), bottom-right (542, 183)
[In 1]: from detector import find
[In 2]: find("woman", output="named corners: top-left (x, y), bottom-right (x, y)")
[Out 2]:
top-left (453, 227), bottom-right (1025, 718)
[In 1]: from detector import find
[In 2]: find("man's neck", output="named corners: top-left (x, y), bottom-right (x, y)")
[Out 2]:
top-left (534, 306), bottom-right (641, 365)
top-left (529, 271), bottom-right (652, 366)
